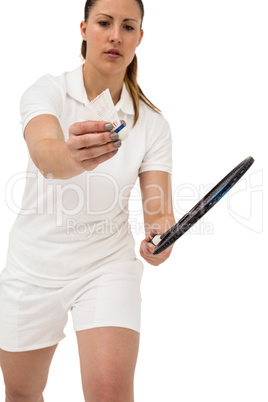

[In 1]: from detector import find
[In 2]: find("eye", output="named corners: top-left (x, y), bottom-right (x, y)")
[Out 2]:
top-left (98, 21), bottom-right (110, 27)
top-left (124, 25), bottom-right (134, 31)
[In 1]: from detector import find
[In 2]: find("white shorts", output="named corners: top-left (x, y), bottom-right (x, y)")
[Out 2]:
top-left (0, 259), bottom-right (144, 352)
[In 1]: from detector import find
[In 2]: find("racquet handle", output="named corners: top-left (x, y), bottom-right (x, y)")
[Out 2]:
top-left (150, 235), bottom-right (162, 246)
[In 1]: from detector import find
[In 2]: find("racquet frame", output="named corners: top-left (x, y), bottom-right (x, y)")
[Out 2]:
top-left (152, 156), bottom-right (254, 255)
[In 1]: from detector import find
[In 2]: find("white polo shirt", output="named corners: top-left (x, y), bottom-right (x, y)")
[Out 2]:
top-left (6, 65), bottom-right (172, 286)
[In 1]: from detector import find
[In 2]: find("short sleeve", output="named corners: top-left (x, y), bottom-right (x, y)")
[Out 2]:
top-left (20, 75), bottom-right (64, 136)
top-left (138, 112), bottom-right (173, 175)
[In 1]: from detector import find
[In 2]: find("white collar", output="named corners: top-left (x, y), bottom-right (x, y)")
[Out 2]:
top-left (65, 64), bottom-right (134, 116)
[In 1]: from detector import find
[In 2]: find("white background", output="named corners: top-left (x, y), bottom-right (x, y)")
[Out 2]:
top-left (0, 0), bottom-right (267, 401)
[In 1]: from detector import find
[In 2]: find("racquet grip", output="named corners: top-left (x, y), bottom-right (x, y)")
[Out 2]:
top-left (150, 235), bottom-right (162, 246)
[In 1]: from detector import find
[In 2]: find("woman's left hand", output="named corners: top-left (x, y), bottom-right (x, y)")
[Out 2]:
top-left (140, 229), bottom-right (173, 266)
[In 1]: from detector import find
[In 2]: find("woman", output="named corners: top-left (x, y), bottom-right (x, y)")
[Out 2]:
top-left (0, 0), bottom-right (175, 400)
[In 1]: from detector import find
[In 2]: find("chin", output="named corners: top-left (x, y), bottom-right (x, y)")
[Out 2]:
top-left (102, 64), bottom-right (126, 77)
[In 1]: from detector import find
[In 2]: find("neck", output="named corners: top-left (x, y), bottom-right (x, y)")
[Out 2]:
top-left (82, 62), bottom-right (125, 105)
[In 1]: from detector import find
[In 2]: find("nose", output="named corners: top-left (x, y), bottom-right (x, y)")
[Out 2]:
top-left (109, 25), bottom-right (122, 44)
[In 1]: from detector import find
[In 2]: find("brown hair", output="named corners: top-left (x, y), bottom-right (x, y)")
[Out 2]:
top-left (81, 0), bottom-right (161, 126)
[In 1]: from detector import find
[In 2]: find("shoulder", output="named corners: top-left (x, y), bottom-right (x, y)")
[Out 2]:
top-left (20, 71), bottom-right (66, 104)
top-left (20, 65), bottom-right (86, 107)
top-left (138, 101), bottom-right (171, 135)
top-left (19, 71), bottom-right (70, 132)
top-left (137, 102), bottom-right (173, 174)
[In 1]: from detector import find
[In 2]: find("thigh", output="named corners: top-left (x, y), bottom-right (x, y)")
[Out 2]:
top-left (70, 259), bottom-right (144, 334)
top-left (76, 327), bottom-right (140, 401)
top-left (0, 345), bottom-right (57, 398)
top-left (0, 269), bottom-right (67, 351)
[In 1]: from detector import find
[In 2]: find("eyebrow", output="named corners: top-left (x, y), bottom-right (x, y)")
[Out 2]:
top-left (96, 13), bottom-right (139, 23)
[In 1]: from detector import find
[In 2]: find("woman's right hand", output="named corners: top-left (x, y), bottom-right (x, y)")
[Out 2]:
top-left (66, 121), bottom-right (122, 172)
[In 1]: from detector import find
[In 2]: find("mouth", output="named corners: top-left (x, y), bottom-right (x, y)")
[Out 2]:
top-left (105, 48), bottom-right (122, 56)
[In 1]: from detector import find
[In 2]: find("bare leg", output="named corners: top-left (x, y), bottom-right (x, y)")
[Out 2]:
top-left (0, 345), bottom-right (57, 402)
top-left (76, 327), bottom-right (140, 402)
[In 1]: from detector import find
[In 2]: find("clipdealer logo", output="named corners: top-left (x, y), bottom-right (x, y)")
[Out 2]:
top-left (227, 169), bottom-right (263, 233)
top-left (5, 171), bottom-right (121, 226)
top-left (4, 169), bottom-right (263, 234)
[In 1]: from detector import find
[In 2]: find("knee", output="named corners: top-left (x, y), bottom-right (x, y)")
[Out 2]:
top-left (5, 386), bottom-right (44, 402)
top-left (83, 375), bottom-right (134, 402)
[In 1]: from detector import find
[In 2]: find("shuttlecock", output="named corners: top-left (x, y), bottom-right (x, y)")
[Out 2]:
top-left (81, 89), bottom-right (129, 141)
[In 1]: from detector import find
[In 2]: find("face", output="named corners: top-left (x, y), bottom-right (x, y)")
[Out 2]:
top-left (80, 0), bottom-right (144, 77)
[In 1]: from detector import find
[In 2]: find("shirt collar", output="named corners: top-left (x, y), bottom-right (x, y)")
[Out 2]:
top-left (115, 83), bottom-right (134, 115)
top-left (65, 64), bottom-right (134, 116)
top-left (65, 65), bottom-right (88, 105)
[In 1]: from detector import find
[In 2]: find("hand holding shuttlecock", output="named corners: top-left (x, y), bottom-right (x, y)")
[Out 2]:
top-left (80, 89), bottom-right (129, 141)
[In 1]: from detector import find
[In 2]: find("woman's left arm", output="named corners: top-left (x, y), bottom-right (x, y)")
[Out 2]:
top-left (139, 171), bottom-right (176, 266)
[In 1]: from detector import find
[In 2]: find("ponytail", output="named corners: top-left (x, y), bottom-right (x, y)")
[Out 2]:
top-left (124, 54), bottom-right (161, 126)
top-left (81, 40), bottom-right (87, 60)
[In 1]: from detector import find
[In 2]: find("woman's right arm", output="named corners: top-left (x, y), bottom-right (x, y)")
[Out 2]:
top-left (24, 115), bottom-right (121, 180)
